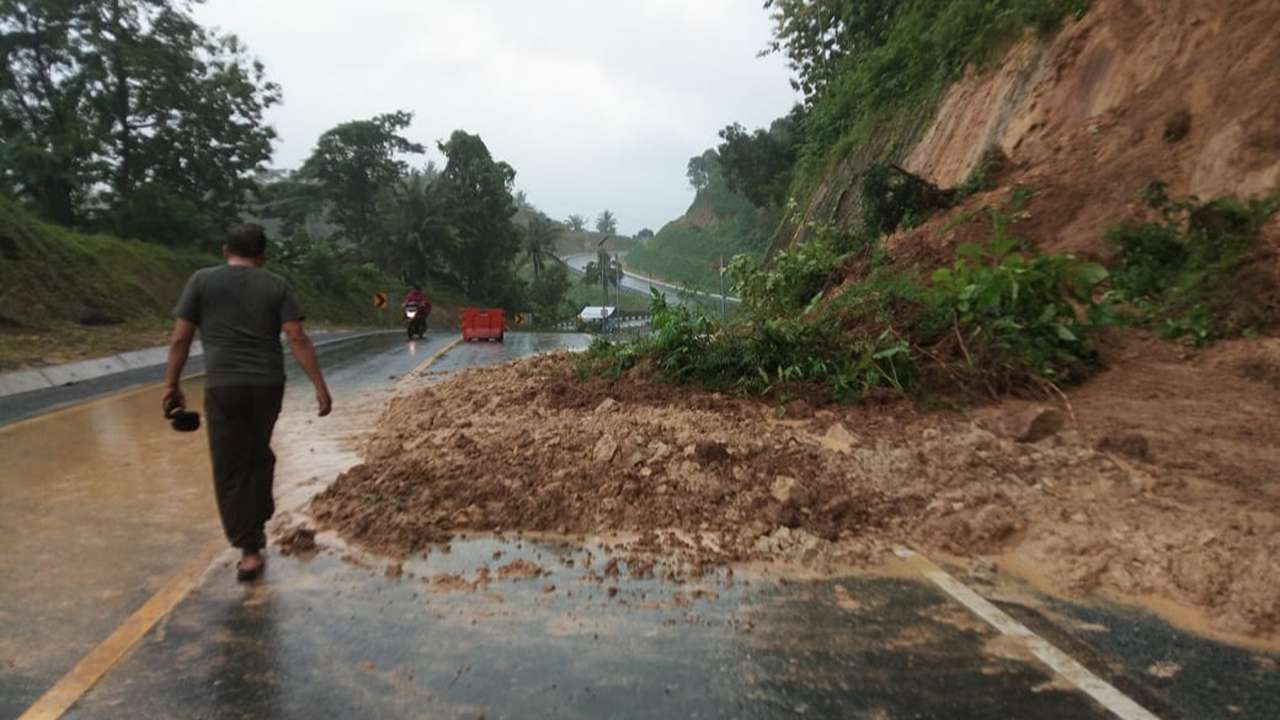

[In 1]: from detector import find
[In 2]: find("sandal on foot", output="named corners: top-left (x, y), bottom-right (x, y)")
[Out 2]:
top-left (236, 558), bottom-right (264, 582)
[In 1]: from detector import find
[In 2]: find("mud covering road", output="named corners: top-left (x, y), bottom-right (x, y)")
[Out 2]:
top-left (313, 348), bottom-right (1280, 647)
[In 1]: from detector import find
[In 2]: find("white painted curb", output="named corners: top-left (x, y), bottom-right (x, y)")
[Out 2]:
top-left (0, 331), bottom-right (391, 399)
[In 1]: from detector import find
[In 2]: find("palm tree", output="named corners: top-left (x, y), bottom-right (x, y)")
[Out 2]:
top-left (595, 209), bottom-right (617, 235)
top-left (523, 215), bottom-right (557, 278)
top-left (382, 169), bottom-right (454, 285)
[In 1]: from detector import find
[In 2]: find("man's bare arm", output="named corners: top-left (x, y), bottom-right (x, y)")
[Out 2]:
top-left (162, 318), bottom-right (197, 411)
top-left (283, 320), bottom-right (332, 417)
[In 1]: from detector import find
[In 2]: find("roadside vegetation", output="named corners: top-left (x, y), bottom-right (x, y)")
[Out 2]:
top-left (0, 0), bottom-right (638, 357)
top-left (625, 149), bottom-right (771, 293)
top-left (0, 198), bottom-right (444, 369)
top-left (584, 206), bottom-right (1108, 405)
top-left (586, 169), bottom-right (1279, 407)
top-left (1106, 184), bottom-right (1280, 345)
top-left (629, 0), bottom-right (1088, 291)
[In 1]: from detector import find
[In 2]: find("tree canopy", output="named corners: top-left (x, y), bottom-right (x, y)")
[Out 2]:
top-left (0, 0), bottom-right (280, 243)
top-left (298, 110), bottom-right (424, 247)
top-left (435, 130), bottom-right (521, 298)
top-left (595, 209), bottom-right (617, 235)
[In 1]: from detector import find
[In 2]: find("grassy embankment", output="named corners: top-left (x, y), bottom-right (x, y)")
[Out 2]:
top-left (626, 173), bottom-right (770, 294)
top-left (0, 199), bottom-right (462, 370)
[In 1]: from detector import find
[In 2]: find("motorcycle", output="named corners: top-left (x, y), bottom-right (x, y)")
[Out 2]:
top-left (404, 301), bottom-right (429, 340)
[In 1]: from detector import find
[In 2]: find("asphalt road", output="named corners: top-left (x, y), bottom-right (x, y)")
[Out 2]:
top-left (2, 332), bottom-right (1276, 719)
top-left (561, 253), bottom-right (739, 308)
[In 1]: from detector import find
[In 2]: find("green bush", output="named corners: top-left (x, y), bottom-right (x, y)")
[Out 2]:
top-left (932, 211), bottom-right (1109, 382)
top-left (728, 233), bottom-right (842, 319)
top-left (586, 209), bottom-right (1110, 403)
top-left (1107, 188), bottom-right (1279, 344)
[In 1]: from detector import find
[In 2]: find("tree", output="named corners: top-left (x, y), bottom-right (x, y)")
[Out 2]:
top-left (299, 110), bottom-right (424, 249)
top-left (595, 209), bottom-right (617, 235)
top-left (1, 0), bottom-right (281, 240)
top-left (636, 227), bottom-right (654, 241)
top-left (686, 149), bottom-right (718, 192)
top-left (435, 129), bottom-right (520, 298)
top-left (715, 107), bottom-right (801, 208)
top-left (523, 215), bottom-right (557, 279)
top-left (379, 166), bottom-right (453, 285)
top-left (762, 0), bottom-right (901, 102)
top-left (527, 262), bottom-right (570, 323)
top-left (566, 213), bottom-right (586, 232)
top-left (580, 256), bottom-right (621, 289)
top-left (0, 0), bottom-right (101, 225)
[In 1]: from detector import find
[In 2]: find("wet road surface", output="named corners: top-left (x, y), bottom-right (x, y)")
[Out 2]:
top-left (64, 543), bottom-right (1109, 720)
top-left (0, 332), bottom-right (454, 718)
top-left (4, 331), bottom-right (1278, 719)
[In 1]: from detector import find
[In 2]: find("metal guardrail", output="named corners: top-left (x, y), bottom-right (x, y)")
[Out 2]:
top-left (555, 313), bottom-right (653, 333)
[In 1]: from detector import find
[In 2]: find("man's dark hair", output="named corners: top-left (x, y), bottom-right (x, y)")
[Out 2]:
top-left (226, 224), bottom-right (268, 258)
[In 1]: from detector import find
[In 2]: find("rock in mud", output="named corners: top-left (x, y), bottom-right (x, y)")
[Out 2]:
top-left (1097, 431), bottom-right (1152, 461)
top-left (694, 440), bottom-right (730, 465)
top-left (593, 433), bottom-right (619, 463)
top-left (982, 405), bottom-right (1066, 443)
top-left (770, 476), bottom-right (809, 506)
top-left (782, 398), bottom-right (814, 419)
top-left (822, 422), bottom-right (858, 453)
top-left (277, 526), bottom-right (318, 557)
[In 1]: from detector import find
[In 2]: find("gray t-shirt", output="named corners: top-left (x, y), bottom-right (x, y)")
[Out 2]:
top-left (174, 265), bottom-right (305, 388)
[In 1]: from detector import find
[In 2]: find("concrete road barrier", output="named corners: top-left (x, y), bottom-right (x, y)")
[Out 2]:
top-left (0, 331), bottom-right (385, 399)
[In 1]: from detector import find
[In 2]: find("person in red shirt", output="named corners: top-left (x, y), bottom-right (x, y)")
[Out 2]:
top-left (403, 286), bottom-right (428, 310)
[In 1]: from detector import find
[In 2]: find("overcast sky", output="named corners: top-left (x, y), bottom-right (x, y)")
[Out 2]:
top-left (193, 1), bottom-right (798, 235)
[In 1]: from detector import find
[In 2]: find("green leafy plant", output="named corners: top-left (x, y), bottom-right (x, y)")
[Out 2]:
top-left (1107, 188), bottom-right (1279, 344)
top-left (931, 210), bottom-right (1109, 381)
top-left (729, 233), bottom-right (843, 319)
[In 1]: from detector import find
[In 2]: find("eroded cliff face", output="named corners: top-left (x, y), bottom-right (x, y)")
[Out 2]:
top-left (783, 0), bottom-right (1280, 257)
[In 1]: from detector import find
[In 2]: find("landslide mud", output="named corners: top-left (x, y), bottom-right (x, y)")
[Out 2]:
top-left (311, 342), bottom-right (1280, 642)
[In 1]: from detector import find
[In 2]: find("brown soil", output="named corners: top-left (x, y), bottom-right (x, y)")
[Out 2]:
top-left (308, 0), bottom-right (1280, 645)
top-left (897, 0), bottom-right (1280, 263)
top-left (276, 525), bottom-right (318, 557)
top-left (312, 334), bottom-right (1280, 641)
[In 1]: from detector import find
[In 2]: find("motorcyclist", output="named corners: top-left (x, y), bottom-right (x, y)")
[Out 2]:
top-left (402, 285), bottom-right (431, 339)
top-left (403, 285), bottom-right (428, 310)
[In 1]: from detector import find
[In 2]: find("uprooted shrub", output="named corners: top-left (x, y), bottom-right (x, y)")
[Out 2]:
top-left (1107, 184), bottom-right (1280, 345)
top-left (584, 208), bottom-right (1110, 404)
top-left (860, 163), bottom-right (958, 238)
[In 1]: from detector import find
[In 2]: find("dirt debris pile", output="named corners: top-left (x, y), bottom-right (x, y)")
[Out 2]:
top-left (311, 343), bottom-right (1280, 640)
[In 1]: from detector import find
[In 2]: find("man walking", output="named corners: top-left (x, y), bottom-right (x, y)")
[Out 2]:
top-left (163, 224), bottom-right (332, 581)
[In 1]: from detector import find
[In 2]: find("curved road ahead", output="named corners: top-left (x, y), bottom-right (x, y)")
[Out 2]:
top-left (561, 253), bottom-right (739, 308)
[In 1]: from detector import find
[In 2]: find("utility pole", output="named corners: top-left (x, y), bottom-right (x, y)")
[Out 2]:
top-left (597, 236), bottom-right (610, 333)
top-left (719, 255), bottom-right (726, 318)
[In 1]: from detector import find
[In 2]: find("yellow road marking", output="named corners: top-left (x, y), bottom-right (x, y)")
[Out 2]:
top-left (18, 540), bottom-right (227, 720)
top-left (19, 332), bottom-right (463, 719)
top-left (402, 336), bottom-right (462, 383)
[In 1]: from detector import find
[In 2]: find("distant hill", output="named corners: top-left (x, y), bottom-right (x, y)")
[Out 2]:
top-left (626, 166), bottom-right (771, 291)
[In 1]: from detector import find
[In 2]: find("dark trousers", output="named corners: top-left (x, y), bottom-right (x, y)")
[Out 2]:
top-left (205, 384), bottom-right (285, 552)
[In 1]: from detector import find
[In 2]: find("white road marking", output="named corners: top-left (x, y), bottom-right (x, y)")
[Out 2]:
top-left (895, 547), bottom-right (1163, 720)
